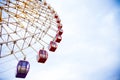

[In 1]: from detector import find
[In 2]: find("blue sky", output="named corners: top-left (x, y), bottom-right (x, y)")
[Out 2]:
top-left (0, 0), bottom-right (120, 80)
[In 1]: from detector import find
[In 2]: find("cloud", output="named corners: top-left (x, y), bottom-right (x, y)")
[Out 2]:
top-left (0, 0), bottom-right (120, 80)
top-left (51, 0), bottom-right (120, 80)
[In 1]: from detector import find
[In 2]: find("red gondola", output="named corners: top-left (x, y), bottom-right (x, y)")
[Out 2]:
top-left (57, 23), bottom-right (62, 29)
top-left (55, 34), bottom-right (62, 43)
top-left (48, 41), bottom-right (58, 52)
top-left (54, 13), bottom-right (58, 18)
top-left (43, 1), bottom-right (47, 6)
top-left (56, 18), bottom-right (61, 23)
top-left (51, 9), bottom-right (55, 14)
top-left (37, 49), bottom-right (48, 63)
top-left (16, 60), bottom-right (30, 78)
top-left (57, 28), bottom-right (63, 35)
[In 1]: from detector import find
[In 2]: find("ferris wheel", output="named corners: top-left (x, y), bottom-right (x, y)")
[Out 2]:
top-left (0, 0), bottom-right (63, 78)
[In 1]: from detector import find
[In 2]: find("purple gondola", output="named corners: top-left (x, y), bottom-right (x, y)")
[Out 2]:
top-left (16, 60), bottom-right (30, 78)
top-left (37, 49), bottom-right (48, 63)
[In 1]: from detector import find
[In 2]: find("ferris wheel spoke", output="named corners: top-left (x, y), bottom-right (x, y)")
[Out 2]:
top-left (1, 24), bottom-right (26, 60)
top-left (0, 7), bottom-right (2, 22)
top-left (3, 9), bottom-right (25, 28)
top-left (0, 44), bottom-right (2, 58)
top-left (0, 0), bottom-right (63, 77)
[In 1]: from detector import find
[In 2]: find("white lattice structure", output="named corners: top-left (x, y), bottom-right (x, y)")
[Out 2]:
top-left (0, 0), bottom-right (63, 77)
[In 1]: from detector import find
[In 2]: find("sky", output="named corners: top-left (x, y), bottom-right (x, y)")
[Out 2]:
top-left (0, 0), bottom-right (120, 80)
